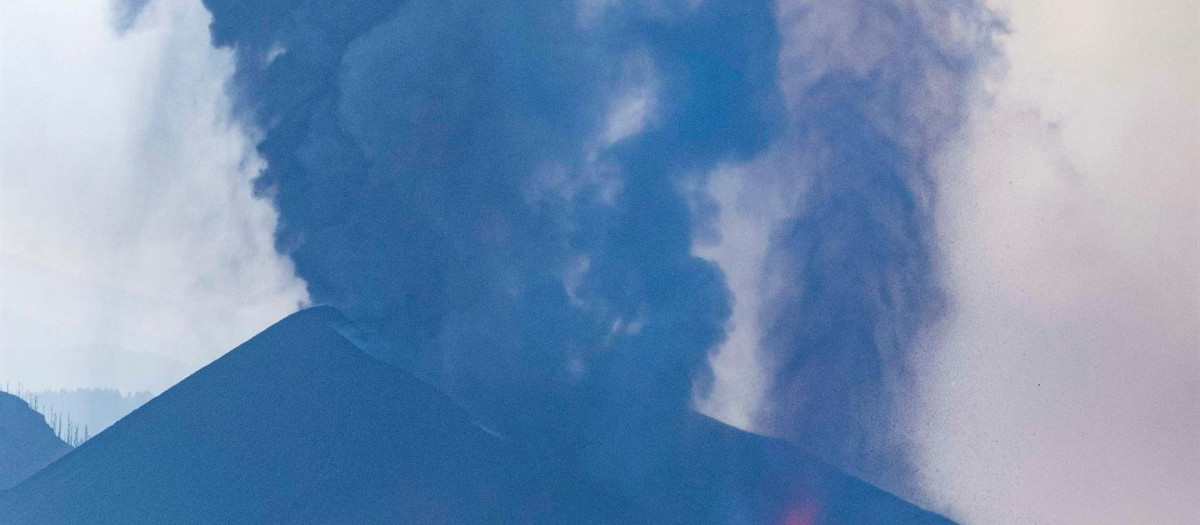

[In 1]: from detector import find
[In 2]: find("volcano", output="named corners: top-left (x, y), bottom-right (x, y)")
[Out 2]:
top-left (0, 307), bottom-right (953, 524)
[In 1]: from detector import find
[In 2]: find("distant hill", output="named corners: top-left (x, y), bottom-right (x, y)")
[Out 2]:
top-left (0, 307), bottom-right (953, 524)
top-left (0, 391), bottom-right (71, 490)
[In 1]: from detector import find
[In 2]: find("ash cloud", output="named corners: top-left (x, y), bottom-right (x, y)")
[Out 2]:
top-left (201, 0), bottom-right (782, 502)
top-left (200, 0), bottom-right (997, 505)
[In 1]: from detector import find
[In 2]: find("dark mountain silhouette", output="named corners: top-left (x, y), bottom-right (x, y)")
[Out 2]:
top-left (0, 307), bottom-right (953, 524)
top-left (0, 391), bottom-right (71, 490)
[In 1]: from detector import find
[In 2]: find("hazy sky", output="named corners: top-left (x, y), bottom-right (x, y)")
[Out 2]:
top-left (0, 0), bottom-right (307, 392)
top-left (0, 1), bottom-right (1195, 524)
top-left (913, 1), bottom-right (1200, 523)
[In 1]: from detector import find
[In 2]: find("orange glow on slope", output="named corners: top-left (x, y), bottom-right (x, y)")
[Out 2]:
top-left (784, 501), bottom-right (820, 525)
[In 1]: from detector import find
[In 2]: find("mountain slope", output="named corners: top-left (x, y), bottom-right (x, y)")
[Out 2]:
top-left (0, 307), bottom-right (952, 524)
top-left (0, 392), bottom-right (71, 490)
top-left (0, 307), bottom-right (628, 524)
top-left (667, 413), bottom-right (956, 524)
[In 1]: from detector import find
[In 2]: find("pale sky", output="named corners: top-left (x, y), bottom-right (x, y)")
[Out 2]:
top-left (913, 1), bottom-right (1200, 523)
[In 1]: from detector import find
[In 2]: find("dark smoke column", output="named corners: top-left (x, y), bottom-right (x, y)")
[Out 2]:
top-left (201, 0), bottom-right (782, 504)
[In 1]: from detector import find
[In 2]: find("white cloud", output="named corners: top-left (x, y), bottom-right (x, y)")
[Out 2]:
top-left (0, 0), bottom-right (308, 393)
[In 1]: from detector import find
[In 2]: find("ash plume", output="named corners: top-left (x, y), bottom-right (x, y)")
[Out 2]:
top-left (758, 0), bottom-right (998, 492)
top-left (202, 0), bottom-right (781, 499)
top-left (200, 0), bottom-right (996, 507)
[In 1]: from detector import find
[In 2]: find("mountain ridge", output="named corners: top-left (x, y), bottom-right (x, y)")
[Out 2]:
top-left (0, 306), bottom-right (953, 524)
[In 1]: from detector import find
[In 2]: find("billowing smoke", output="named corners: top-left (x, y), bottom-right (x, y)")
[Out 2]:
top-left (756, 0), bottom-right (998, 491)
top-left (200, 0), bottom-right (996, 506)
top-left (201, 0), bottom-right (781, 501)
